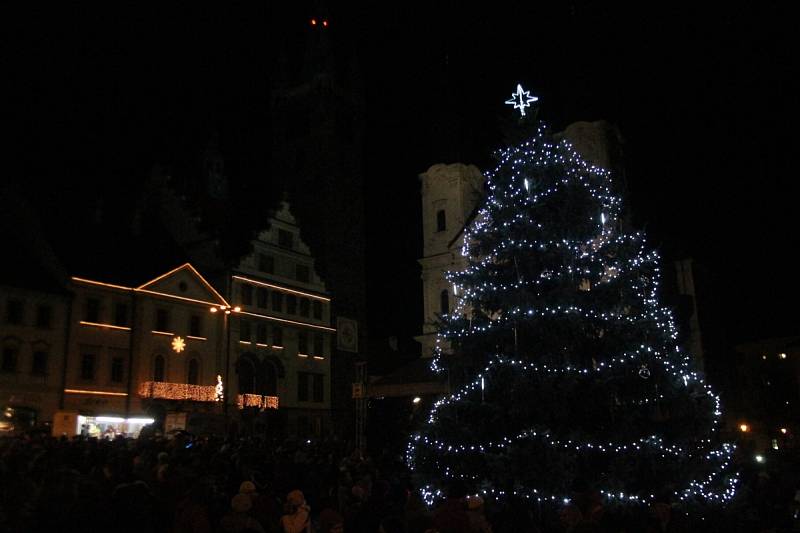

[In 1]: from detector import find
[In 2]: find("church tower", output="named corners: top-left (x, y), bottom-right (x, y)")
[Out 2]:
top-left (416, 163), bottom-right (485, 358)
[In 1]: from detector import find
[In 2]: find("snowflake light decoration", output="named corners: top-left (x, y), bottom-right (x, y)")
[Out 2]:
top-left (172, 336), bottom-right (186, 353)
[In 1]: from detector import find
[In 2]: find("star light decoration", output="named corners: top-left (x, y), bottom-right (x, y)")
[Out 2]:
top-left (505, 83), bottom-right (538, 117)
top-left (172, 336), bottom-right (186, 353)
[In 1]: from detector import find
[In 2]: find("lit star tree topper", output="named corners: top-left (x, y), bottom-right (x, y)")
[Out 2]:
top-left (505, 83), bottom-right (539, 117)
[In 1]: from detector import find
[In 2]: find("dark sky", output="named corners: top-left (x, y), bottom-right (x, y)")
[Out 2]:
top-left (4, 3), bottom-right (798, 348)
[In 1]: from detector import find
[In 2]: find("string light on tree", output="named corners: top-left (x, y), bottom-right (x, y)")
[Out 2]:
top-left (407, 88), bottom-right (737, 512)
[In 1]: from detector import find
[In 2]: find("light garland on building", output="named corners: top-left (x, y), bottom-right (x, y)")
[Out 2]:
top-left (139, 380), bottom-right (219, 402)
top-left (408, 114), bottom-right (737, 510)
top-left (237, 393), bottom-right (279, 410)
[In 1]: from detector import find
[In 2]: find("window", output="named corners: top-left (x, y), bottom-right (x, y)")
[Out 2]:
top-left (313, 374), bottom-right (324, 402)
top-left (85, 298), bottom-right (100, 323)
top-left (286, 295), bottom-right (297, 315)
top-left (313, 300), bottom-right (323, 320)
top-left (241, 285), bottom-right (253, 306)
top-left (36, 305), bottom-right (52, 328)
top-left (187, 359), bottom-right (199, 385)
top-left (81, 353), bottom-right (96, 380)
top-left (155, 309), bottom-right (169, 331)
top-left (114, 303), bottom-right (128, 327)
top-left (256, 323), bottom-right (268, 344)
top-left (299, 298), bottom-right (310, 317)
top-left (240, 319), bottom-right (251, 342)
top-left (257, 288), bottom-right (268, 308)
top-left (296, 264), bottom-right (310, 283)
top-left (153, 355), bottom-right (165, 382)
top-left (110, 357), bottom-right (124, 383)
top-left (298, 330), bottom-right (308, 354)
top-left (313, 333), bottom-right (324, 356)
top-left (2, 346), bottom-right (18, 373)
top-left (272, 326), bottom-right (283, 347)
top-left (32, 351), bottom-right (47, 375)
top-left (440, 290), bottom-right (449, 315)
top-left (272, 291), bottom-right (283, 312)
top-left (298, 372), bottom-right (309, 402)
top-left (436, 209), bottom-right (446, 232)
top-left (190, 315), bottom-right (202, 337)
top-left (7, 299), bottom-right (23, 325)
top-left (278, 229), bottom-right (293, 249)
top-left (258, 254), bottom-right (274, 273)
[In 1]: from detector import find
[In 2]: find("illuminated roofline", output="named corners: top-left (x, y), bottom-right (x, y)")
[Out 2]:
top-left (237, 310), bottom-right (336, 332)
top-left (71, 277), bottom-right (133, 291)
top-left (137, 263), bottom-right (228, 305)
top-left (79, 321), bottom-right (132, 331)
top-left (65, 389), bottom-right (128, 397)
top-left (136, 288), bottom-right (228, 308)
top-left (232, 275), bottom-right (330, 301)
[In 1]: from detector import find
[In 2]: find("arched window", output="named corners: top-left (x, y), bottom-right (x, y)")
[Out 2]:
top-left (187, 359), bottom-right (199, 385)
top-left (440, 290), bottom-right (449, 315)
top-left (436, 209), bottom-right (446, 232)
top-left (153, 355), bottom-right (165, 382)
top-left (238, 357), bottom-right (256, 394)
top-left (263, 361), bottom-right (277, 396)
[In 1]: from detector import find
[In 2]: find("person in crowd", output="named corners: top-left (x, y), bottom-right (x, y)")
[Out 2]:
top-left (281, 489), bottom-right (312, 533)
top-left (221, 493), bottom-right (266, 533)
top-left (465, 495), bottom-right (492, 533)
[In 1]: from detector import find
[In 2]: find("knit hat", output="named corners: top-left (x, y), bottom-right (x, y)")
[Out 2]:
top-left (232, 493), bottom-right (252, 513)
top-left (466, 495), bottom-right (484, 510)
top-left (239, 481), bottom-right (258, 495)
top-left (287, 489), bottom-right (306, 506)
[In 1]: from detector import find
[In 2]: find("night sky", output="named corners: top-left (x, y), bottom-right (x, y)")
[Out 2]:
top-left (5, 4), bottom-right (798, 352)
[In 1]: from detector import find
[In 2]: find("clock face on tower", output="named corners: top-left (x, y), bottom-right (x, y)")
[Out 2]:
top-left (337, 317), bottom-right (358, 353)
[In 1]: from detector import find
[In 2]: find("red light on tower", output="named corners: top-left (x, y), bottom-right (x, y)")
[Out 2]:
top-left (310, 19), bottom-right (317, 26)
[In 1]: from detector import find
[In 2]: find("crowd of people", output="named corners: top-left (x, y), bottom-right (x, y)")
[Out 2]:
top-left (1, 429), bottom-right (798, 533)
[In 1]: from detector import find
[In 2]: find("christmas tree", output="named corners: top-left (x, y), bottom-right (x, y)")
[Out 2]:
top-left (407, 86), bottom-right (737, 510)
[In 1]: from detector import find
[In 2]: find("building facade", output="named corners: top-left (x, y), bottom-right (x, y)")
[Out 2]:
top-left (227, 202), bottom-right (334, 438)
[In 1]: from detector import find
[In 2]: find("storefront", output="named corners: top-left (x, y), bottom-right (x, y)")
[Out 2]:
top-left (76, 415), bottom-right (154, 438)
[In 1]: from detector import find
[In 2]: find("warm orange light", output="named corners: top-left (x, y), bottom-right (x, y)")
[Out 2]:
top-left (139, 381), bottom-right (218, 402)
top-left (71, 277), bottom-right (133, 291)
top-left (780, 428), bottom-right (788, 434)
top-left (310, 18), bottom-right (317, 25)
top-left (79, 321), bottom-right (132, 331)
top-left (256, 343), bottom-right (269, 347)
top-left (239, 341), bottom-right (252, 345)
top-left (152, 330), bottom-right (175, 336)
top-left (234, 306), bottom-right (242, 312)
top-left (739, 423), bottom-right (750, 433)
top-left (237, 310), bottom-right (336, 332)
top-left (65, 388), bottom-right (128, 397)
top-left (313, 356), bottom-right (325, 360)
top-left (779, 352), bottom-right (787, 359)
top-left (232, 276), bottom-right (331, 301)
top-left (187, 335), bottom-right (207, 341)
top-left (210, 307), bottom-right (218, 313)
top-left (298, 353), bottom-right (309, 358)
top-left (136, 263), bottom-right (229, 305)
top-left (322, 20), bottom-right (328, 27)
top-left (172, 336), bottom-right (186, 353)
top-left (237, 394), bottom-right (279, 410)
